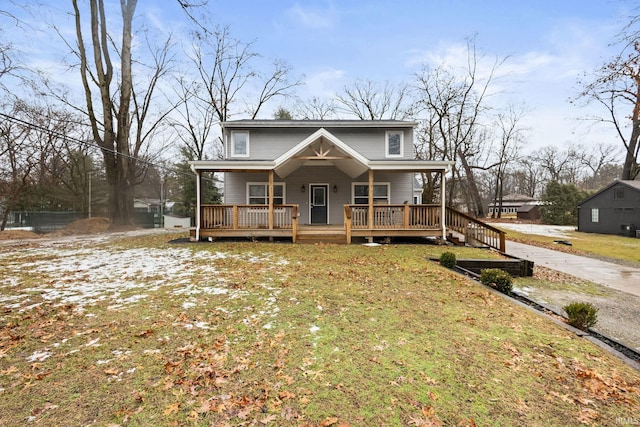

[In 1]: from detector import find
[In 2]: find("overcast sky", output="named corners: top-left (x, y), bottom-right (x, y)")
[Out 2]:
top-left (3, 0), bottom-right (636, 155)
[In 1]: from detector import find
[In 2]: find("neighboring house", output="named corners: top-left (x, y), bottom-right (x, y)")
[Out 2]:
top-left (488, 194), bottom-right (538, 218)
top-left (134, 199), bottom-right (175, 214)
top-left (578, 180), bottom-right (640, 236)
top-left (189, 120), bottom-right (505, 249)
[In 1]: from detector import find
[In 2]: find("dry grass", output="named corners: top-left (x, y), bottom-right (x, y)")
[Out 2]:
top-left (1, 234), bottom-right (639, 426)
top-left (499, 226), bottom-right (640, 266)
top-left (0, 230), bottom-right (41, 240)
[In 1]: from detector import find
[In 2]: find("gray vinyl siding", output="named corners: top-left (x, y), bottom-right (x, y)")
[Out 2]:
top-left (224, 126), bottom-right (415, 160)
top-left (224, 168), bottom-right (415, 225)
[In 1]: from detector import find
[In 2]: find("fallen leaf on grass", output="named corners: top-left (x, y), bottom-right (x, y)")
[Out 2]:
top-left (260, 413), bottom-right (277, 424)
top-left (163, 401), bottom-right (180, 416)
top-left (31, 402), bottom-right (59, 417)
top-left (320, 416), bottom-right (338, 426)
top-left (577, 407), bottom-right (600, 424)
top-left (278, 390), bottom-right (296, 400)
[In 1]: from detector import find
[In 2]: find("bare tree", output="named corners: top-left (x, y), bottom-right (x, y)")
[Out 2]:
top-left (0, 102), bottom-right (36, 229)
top-left (488, 104), bottom-right (526, 218)
top-left (293, 96), bottom-right (337, 120)
top-left (0, 6), bottom-right (26, 91)
top-left (530, 145), bottom-right (584, 184)
top-left (577, 13), bottom-right (640, 180)
top-left (69, 0), bottom-right (176, 225)
top-left (511, 157), bottom-right (543, 198)
top-left (180, 25), bottom-right (302, 159)
top-left (580, 144), bottom-right (620, 189)
top-left (171, 76), bottom-right (220, 161)
top-left (414, 38), bottom-right (504, 216)
top-left (335, 79), bottom-right (413, 120)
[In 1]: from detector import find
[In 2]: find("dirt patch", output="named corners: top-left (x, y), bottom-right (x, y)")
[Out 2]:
top-left (1, 217), bottom-right (113, 241)
top-left (50, 217), bottom-right (111, 236)
top-left (0, 230), bottom-right (41, 240)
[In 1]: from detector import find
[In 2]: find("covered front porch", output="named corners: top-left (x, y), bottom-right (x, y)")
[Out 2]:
top-left (193, 202), bottom-right (446, 244)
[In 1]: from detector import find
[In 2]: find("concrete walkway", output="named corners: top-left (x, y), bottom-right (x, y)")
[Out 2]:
top-left (506, 240), bottom-right (640, 298)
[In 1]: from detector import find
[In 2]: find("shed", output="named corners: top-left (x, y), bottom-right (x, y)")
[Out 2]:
top-left (517, 204), bottom-right (541, 220)
top-left (578, 180), bottom-right (640, 236)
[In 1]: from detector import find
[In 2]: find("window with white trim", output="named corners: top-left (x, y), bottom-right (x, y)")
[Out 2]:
top-left (353, 183), bottom-right (390, 204)
top-left (385, 131), bottom-right (403, 157)
top-left (591, 208), bottom-right (599, 223)
top-left (231, 131), bottom-right (249, 157)
top-left (248, 183), bottom-right (284, 205)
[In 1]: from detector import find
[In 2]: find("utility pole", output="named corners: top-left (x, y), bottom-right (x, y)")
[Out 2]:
top-left (87, 170), bottom-right (93, 218)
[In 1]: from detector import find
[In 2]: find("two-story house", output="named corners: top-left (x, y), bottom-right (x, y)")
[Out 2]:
top-left (189, 120), bottom-right (504, 247)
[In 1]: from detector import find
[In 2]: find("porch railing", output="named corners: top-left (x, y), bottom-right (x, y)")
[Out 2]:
top-left (345, 204), bottom-right (442, 229)
top-left (201, 204), bottom-right (298, 229)
top-left (445, 207), bottom-right (506, 252)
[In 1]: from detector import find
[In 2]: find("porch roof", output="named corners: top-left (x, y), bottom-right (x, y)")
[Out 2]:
top-left (189, 159), bottom-right (452, 174)
top-left (189, 158), bottom-right (452, 174)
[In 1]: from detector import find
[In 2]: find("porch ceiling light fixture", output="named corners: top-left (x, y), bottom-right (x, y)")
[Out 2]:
top-left (333, 185), bottom-right (338, 193)
top-left (301, 185), bottom-right (306, 192)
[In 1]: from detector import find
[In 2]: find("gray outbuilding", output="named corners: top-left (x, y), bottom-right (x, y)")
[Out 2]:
top-left (578, 180), bottom-right (640, 236)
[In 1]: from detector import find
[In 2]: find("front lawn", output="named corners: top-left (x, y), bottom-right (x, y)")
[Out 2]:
top-left (0, 234), bottom-right (638, 426)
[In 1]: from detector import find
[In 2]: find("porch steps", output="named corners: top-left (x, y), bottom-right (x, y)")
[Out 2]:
top-left (297, 226), bottom-right (346, 244)
top-left (447, 231), bottom-right (465, 246)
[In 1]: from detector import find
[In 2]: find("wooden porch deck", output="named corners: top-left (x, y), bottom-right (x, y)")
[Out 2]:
top-left (191, 204), bottom-right (506, 251)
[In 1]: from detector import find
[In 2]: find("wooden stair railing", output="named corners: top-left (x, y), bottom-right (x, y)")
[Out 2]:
top-left (445, 207), bottom-right (506, 252)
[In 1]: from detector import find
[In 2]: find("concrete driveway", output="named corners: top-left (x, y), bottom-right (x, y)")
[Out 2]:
top-left (506, 241), bottom-right (640, 298)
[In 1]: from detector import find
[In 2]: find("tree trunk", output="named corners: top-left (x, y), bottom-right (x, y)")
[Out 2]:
top-left (622, 117), bottom-right (640, 180)
top-left (457, 148), bottom-right (486, 217)
top-left (0, 207), bottom-right (9, 231)
top-left (73, 0), bottom-right (138, 227)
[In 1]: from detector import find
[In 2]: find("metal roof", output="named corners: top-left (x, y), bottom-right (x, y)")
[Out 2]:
top-left (221, 119), bottom-right (418, 128)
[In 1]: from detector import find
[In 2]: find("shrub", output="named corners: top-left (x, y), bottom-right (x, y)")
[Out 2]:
top-left (563, 302), bottom-right (598, 330)
top-left (480, 268), bottom-right (513, 294)
top-left (439, 251), bottom-right (456, 269)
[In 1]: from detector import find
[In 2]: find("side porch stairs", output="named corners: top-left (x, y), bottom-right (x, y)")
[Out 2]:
top-left (445, 208), bottom-right (506, 253)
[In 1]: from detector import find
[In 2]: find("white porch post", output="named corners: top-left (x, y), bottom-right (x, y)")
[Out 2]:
top-left (268, 170), bottom-right (274, 230)
top-left (195, 170), bottom-right (202, 241)
top-left (368, 169), bottom-right (374, 230)
top-left (441, 169), bottom-right (446, 240)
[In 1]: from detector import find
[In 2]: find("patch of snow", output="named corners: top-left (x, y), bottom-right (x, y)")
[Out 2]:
top-left (182, 301), bottom-right (197, 309)
top-left (85, 338), bottom-right (100, 347)
top-left (495, 223), bottom-right (575, 238)
top-left (26, 350), bottom-right (52, 362)
top-left (309, 325), bottom-right (320, 333)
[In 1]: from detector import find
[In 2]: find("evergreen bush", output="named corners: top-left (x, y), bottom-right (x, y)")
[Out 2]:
top-left (480, 268), bottom-right (513, 294)
top-left (563, 302), bottom-right (598, 330)
top-left (439, 251), bottom-right (457, 269)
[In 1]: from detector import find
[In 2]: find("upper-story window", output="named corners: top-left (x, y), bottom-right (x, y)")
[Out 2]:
top-left (231, 131), bottom-right (250, 157)
top-left (614, 187), bottom-right (625, 200)
top-left (385, 131), bottom-right (403, 157)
